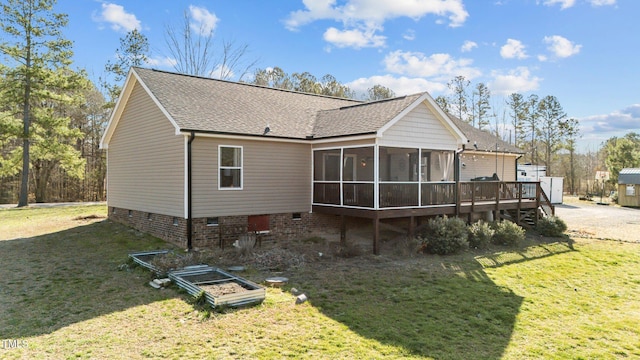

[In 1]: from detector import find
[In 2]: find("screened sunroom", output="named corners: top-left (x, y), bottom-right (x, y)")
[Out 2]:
top-left (312, 145), bottom-right (456, 209)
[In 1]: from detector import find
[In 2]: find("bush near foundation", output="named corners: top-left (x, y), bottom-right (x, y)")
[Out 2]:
top-left (491, 220), bottom-right (525, 246)
top-left (535, 216), bottom-right (568, 237)
top-left (418, 216), bottom-right (468, 255)
top-left (468, 220), bottom-right (495, 249)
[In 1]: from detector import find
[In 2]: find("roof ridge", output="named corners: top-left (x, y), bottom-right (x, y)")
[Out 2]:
top-left (134, 67), bottom-right (362, 103)
top-left (337, 94), bottom-right (412, 110)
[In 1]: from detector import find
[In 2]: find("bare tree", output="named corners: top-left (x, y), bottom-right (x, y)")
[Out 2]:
top-left (164, 9), bottom-right (257, 80)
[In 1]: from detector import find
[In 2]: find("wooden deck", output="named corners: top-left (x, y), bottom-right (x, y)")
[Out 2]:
top-left (312, 181), bottom-right (554, 254)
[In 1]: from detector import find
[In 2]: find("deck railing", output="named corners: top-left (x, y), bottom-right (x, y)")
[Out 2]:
top-left (313, 180), bottom-right (553, 213)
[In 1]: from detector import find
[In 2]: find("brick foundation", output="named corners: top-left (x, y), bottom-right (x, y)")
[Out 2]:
top-left (108, 207), bottom-right (343, 250)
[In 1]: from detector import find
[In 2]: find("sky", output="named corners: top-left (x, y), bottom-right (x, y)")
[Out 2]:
top-left (54, 0), bottom-right (639, 153)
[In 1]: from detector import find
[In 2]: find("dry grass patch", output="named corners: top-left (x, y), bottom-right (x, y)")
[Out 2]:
top-left (1, 205), bottom-right (639, 359)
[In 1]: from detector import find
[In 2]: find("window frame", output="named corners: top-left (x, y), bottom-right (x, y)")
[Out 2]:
top-left (218, 145), bottom-right (244, 190)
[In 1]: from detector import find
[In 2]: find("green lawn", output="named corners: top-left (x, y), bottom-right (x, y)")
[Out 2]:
top-left (1, 205), bottom-right (639, 359)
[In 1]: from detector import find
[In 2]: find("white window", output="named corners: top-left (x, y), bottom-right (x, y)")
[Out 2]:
top-left (626, 184), bottom-right (636, 196)
top-left (219, 146), bottom-right (243, 189)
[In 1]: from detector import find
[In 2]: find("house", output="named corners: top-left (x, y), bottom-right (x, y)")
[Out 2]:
top-left (618, 168), bottom-right (640, 207)
top-left (100, 68), bottom-right (547, 254)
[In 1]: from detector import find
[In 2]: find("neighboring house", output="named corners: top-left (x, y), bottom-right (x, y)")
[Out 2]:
top-left (618, 168), bottom-right (640, 207)
top-left (101, 68), bottom-right (542, 254)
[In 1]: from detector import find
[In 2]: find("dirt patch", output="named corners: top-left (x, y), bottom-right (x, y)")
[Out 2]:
top-left (556, 196), bottom-right (640, 242)
top-left (199, 282), bottom-right (248, 296)
top-left (73, 214), bottom-right (105, 221)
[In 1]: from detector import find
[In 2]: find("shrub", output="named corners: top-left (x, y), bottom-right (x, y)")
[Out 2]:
top-left (233, 233), bottom-right (256, 257)
top-left (418, 216), bottom-right (468, 255)
top-left (536, 216), bottom-right (568, 237)
top-left (334, 242), bottom-right (363, 258)
top-left (492, 221), bottom-right (525, 246)
top-left (252, 248), bottom-right (305, 271)
top-left (468, 220), bottom-right (495, 249)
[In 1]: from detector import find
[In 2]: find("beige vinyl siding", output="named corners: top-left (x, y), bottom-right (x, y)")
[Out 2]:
top-left (380, 103), bottom-right (458, 150)
top-left (460, 152), bottom-right (518, 181)
top-left (191, 138), bottom-right (312, 217)
top-left (107, 82), bottom-right (185, 216)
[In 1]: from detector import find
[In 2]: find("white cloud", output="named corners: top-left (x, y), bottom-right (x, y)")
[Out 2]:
top-left (500, 39), bottom-right (528, 59)
top-left (461, 40), bottom-right (478, 53)
top-left (542, 0), bottom-right (576, 9)
top-left (403, 29), bottom-right (416, 41)
top-left (589, 0), bottom-right (616, 6)
top-left (488, 67), bottom-right (541, 95)
top-left (542, 0), bottom-right (615, 9)
top-left (211, 64), bottom-right (233, 79)
top-left (284, 0), bottom-right (468, 48)
top-left (577, 104), bottom-right (639, 149)
top-left (323, 26), bottom-right (386, 48)
top-left (580, 104), bottom-right (640, 134)
top-left (543, 35), bottom-right (582, 58)
top-left (285, 0), bottom-right (468, 29)
top-left (146, 56), bottom-right (177, 68)
top-left (189, 6), bottom-right (219, 36)
top-left (347, 74), bottom-right (447, 97)
top-left (383, 50), bottom-right (482, 81)
top-left (94, 3), bottom-right (140, 32)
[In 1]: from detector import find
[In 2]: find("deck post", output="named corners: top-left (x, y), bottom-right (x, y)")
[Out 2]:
top-left (373, 216), bottom-right (380, 255)
top-left (516, 183), bottom-right (522, 225)
top-left (455, 182), bottom-right (461, 217)
top-left (408, 216), bottom-right (416, 240)
top-left (494, 182), bottom-right (501, 221)
top-left (340, 215), bottom-right (347, 245)
top-left (535, 183), bottom-right (541, 225)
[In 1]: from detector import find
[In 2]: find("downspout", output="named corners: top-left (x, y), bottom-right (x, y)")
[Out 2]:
top-left (187, 131), bottom-right (195, 251)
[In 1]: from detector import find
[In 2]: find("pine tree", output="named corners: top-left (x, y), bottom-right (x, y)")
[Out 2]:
top-left (505, 93), bottom-right (526, 147)
top-left (473, 83), bottom-right (491, 131)
top-left (447, 76), bottom-right (470, 123)
top-left (0, 0), bottom-right (74, 206)
top-left (538, 95), bottom-right (567, 174)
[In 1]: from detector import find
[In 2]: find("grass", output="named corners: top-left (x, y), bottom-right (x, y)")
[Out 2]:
top-left (1, 205), bottom-right (639, 359)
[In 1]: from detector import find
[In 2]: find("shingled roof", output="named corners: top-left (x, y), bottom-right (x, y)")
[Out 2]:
top-left (133, 67), bottom-right (360, 139)
top-left (619, 168), bottom-right (640, 184)
top-left (449, 116), bottom-right (523, 154)
top-left (312, 94), bottom-right (425, 138)
top-left (113, 68), bottom-right (514, 151)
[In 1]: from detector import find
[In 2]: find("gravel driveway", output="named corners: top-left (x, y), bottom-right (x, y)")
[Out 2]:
top-left (555, 197), bottom-right (640, 242)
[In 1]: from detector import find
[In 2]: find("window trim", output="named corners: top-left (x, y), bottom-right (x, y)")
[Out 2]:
top-left (218, 145), bottom-right (243, 190)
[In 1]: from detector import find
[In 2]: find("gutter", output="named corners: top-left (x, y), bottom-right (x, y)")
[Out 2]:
top-left (187, 131), bottom-right (195, 251)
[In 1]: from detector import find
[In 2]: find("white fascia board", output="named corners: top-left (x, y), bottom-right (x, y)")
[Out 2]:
top-left (309, 134), bottom-right (377, 145)
top-left (178, 131), bottom-right (376, 145)
top-left (132, 70), bottom-right (182, 136)
top-left (183, 134), bottom-right (189, 219)
top-left (179, 131), bottom-right (310, 144)
top-left (100, 68), bottom-right (182, 149)
top-left (100, 70), bottom-right (136, 149)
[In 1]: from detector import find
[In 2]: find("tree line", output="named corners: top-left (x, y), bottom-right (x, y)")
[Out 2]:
top-left (0, 0), bottom-right (636, 205)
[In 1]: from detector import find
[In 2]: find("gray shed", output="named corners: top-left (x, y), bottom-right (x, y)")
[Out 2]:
top-left (618, 168), bottom-right (640, 207)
